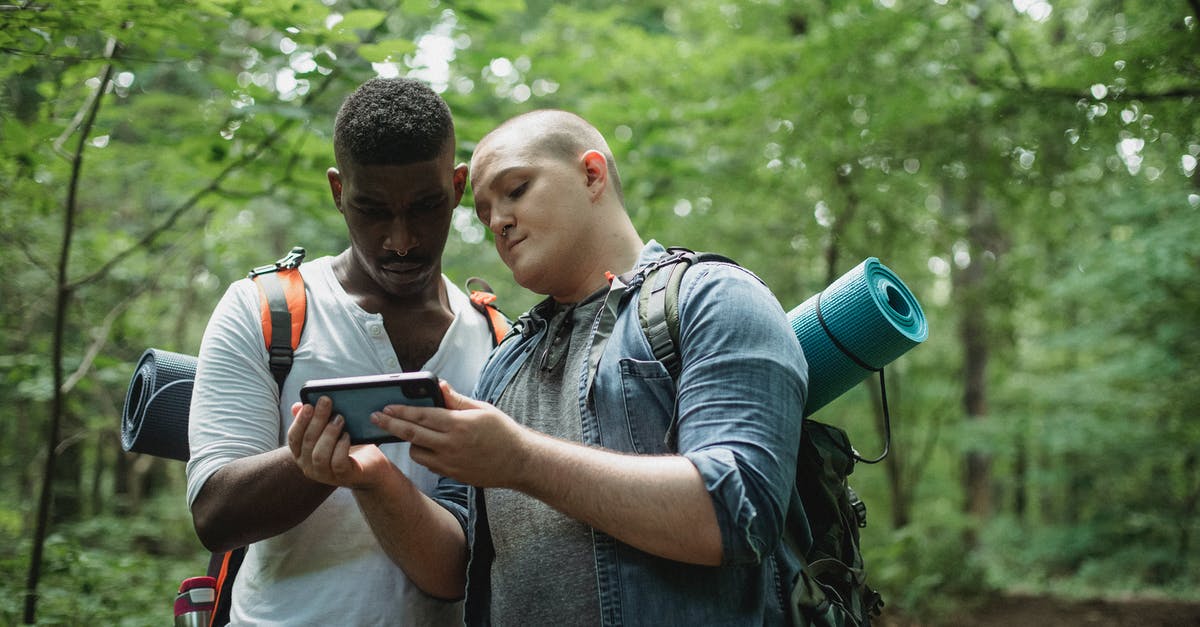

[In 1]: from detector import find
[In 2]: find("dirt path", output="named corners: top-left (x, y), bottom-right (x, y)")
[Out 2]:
top-left (880, 594), bottom-right (1200, 626)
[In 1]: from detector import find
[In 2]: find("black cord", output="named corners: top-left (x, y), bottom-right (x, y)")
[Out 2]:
top-left (854, 369), bottom-right (891, 465)
top-left (814, 291), bottom-right (891, 464)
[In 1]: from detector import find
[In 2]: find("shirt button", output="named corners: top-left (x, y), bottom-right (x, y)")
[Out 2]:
top-left (386, 357), bottom-right (398, 368)
top-left (369, 324), bottom-right (383, 337)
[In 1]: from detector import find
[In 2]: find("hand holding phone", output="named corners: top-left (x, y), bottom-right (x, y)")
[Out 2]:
top-left (299, 372), bottom-right (444, 444)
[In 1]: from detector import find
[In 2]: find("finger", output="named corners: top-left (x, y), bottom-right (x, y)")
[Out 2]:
top-left (300, 396), bottom-right (333, 462)
top-left (287, 402), bottom-right (314, 458)
top-left (311, 414), bottom-right (345, 468)
top-left (439, 380), bottom-right (486, 411)
top-left (406, 442), bottom-right (445, 476)
top-left (329, 432), bottom-right (354, 477)
top-left (372, 410), bottom-right (445, 445)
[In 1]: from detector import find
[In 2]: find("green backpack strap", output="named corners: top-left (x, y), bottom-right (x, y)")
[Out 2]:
top-left (637, 247), bottom-right (737, 380)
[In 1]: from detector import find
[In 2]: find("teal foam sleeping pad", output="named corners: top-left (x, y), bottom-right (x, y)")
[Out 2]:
top-left (787, 257), bottom-right (928, 417)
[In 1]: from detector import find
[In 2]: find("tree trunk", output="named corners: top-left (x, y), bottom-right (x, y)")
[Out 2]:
top-left (959, 272), bottom-right (992, 523)
top-left (956, 10), bottom-right (1003, 546)
top-left (824, 166), bottom-right (861, 284)
top-left (24, 35), bottom-right (120, 625)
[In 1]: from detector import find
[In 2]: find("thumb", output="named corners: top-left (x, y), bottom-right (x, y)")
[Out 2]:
top-left (439, 380), bottom-right (484, 411)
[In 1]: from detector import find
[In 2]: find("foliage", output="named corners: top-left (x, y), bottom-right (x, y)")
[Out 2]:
top-left (2, 0), bottom-right (1198, 623)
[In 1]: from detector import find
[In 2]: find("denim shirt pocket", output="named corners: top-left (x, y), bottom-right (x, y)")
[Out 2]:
top-left (617, 357), bottom-right (676, 455)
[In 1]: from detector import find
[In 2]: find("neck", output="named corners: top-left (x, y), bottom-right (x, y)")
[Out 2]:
top-left (552, 216), bottom-right (643, 304)
top-left (333, 248), bottom-right (448, 313)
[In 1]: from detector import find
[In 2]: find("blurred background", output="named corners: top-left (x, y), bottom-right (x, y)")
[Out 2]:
top-left (1, 0), bottom-right (1197, 624)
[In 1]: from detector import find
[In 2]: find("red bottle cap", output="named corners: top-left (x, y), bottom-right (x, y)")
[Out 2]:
top-left (175, 576), bottom-right (217, 617)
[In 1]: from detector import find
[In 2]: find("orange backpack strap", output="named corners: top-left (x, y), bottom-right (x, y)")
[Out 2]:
top-left (202, 249), bottom-right (307, 626)
top-left (248, 247), bottom-right (308, 388)
top-left (206, 548), bottom-right (244, 627)
top-left (466, 277), bottom-right (511, 346)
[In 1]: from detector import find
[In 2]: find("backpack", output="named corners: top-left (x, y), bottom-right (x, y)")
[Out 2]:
top-left (636, 247), bottom-right (886, 627)
top-left (204, 247), bottom-right (510, 627)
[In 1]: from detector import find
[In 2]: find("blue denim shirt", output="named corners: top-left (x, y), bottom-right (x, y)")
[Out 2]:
top-left (437, 241), bottom-right (809, 625)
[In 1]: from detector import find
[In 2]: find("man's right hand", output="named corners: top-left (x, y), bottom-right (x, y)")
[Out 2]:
top-left (288, 397), bottom-right (394, 490)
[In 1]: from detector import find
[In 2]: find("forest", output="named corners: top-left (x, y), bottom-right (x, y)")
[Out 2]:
top-left (1, 0), bottom-right (1198, 624)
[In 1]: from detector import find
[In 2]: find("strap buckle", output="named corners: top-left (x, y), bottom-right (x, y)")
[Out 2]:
top-left (267, 344), bottom-right (294, 374)
top-left (248, 246), bottom-right (306, 278)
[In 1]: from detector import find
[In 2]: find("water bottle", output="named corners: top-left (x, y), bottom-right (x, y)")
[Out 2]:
top-left (174, 576), bottom-right (216, 627)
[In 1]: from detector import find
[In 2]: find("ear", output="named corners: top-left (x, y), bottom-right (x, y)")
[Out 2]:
top-left (326, 167), bottom-right (343, 212)
top-left (581, 150), bottom-right (608, 201)
top-left (452, 162), bottom-right (468, 204)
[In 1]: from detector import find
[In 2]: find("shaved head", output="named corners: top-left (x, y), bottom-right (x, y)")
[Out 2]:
top-left (473, 109), bottom-right (624, 204)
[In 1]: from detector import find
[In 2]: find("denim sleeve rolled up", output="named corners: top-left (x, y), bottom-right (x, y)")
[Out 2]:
top-left (672, 263), bottom-right (808, 565)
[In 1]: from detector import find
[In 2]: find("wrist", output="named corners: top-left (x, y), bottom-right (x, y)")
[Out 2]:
top-left (352, 463), bottom-right (402, 495)
top-left (504, 426), bottom-right (554, 493)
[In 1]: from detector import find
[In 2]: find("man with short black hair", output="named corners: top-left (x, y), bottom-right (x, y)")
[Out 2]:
top-left (186, 77), bottom-right (492, 624)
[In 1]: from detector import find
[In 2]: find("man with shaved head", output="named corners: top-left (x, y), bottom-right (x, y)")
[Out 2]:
top-left (292, 109), bottom-right (809, 625)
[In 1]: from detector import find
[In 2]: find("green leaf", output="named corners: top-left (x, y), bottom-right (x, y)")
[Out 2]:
top-left (355, 38), bottom-right (416, 64)
top-left (336, 9), bottom-right (387, 32)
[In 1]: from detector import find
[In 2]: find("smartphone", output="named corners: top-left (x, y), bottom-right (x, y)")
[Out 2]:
top-left (299, 371), bottom-right (444, 444)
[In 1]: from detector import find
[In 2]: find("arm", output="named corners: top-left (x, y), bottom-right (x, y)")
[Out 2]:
top-left (508, 427), bottom-right (724, 565)
top-left (378, 264), bottom-right (805, 567)
top-left (375, 384), bottom-right (724, 566)
top-left (287, 400), bottom-right (469, 599)
top-left (186, 280), bottom-right (334, 552)
top-left (191, 449), bottom-right (334, 552)
top-left (672, 263), bottom-right (807, 564)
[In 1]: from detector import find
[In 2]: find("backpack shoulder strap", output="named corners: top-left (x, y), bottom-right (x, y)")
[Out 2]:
top-left (206, 248), bottom-right (308, 627)
top-left (205, 548), bottom-right (244, 627)
top-left (247, 246), bottom-right (307, 390)
top-left (466, 277), bottom-right (512, 347)
top-left (638, 247), bottom-right (738, 381)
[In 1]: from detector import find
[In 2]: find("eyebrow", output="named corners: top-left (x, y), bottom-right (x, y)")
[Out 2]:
top-left (348, 191), bottom-right (446, 206)
top-left (476, 165), bottom-right (528, 191)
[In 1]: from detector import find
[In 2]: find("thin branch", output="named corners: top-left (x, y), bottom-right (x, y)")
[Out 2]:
top-left (967, 70), bottom-right (1200, 102)
top-left (60, 278), bottom-right (154, 394)
top-left (988, 23), bottom-right (1030, 90)
top-left (53, 429), bottom-right (90, 456)
top-left (1, 228), bottom-right (53, 277)
top-left (52, 80), bottom-right (103, 161)
top-left (65, 6), bottom-right (410, 291)
top-left (979, 13), bottom-right (1200, 102)
top-left (213, 184), bottom-right (280, 200)
top-left (1, 45), bottom-right (189, 64)
top-left (67, 68), bottom-right (343, 290)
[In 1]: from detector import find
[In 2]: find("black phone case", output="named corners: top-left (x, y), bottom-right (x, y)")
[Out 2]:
top-left (299, 372), bottom-right (444, 444)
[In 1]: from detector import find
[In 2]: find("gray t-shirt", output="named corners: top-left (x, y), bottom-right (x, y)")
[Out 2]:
top-left (485, 292), bottom-right (606, 625)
